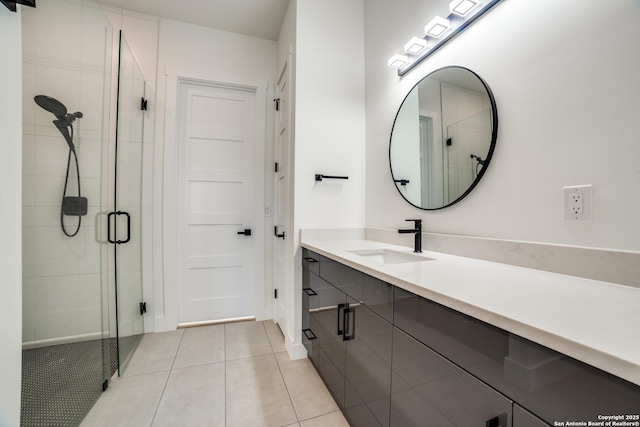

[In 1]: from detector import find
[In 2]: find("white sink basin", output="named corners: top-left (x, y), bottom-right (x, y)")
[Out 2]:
top-left (347, 249), bottom-right (434, 264)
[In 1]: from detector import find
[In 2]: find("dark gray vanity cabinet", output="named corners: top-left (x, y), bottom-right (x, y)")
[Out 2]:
top-left (513, 404), bottom-right (551, 427)
top-left (390, 327), bottom-right (512, 427)
top-left (303, 250), bottom-right (392, 427)
top-left (394, 287), bottom-right (640, 426)
top-left (343, 300), bottom-right (393, 427)
top-left (302, 250), bottom-right (346, 403)
top-left (302, 249), bottom-right (640, 427)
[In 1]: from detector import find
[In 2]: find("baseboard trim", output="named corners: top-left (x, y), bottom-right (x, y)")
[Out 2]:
top-left (23, 332), bottom-right (106, 350)
top-left (177, 316), bottom-right (256, 329)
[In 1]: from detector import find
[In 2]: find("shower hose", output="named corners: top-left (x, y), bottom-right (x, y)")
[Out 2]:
top-left (61, 124), bottom-right (82, 237)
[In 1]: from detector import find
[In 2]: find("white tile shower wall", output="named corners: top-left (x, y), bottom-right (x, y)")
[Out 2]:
top-left (21, 0), bottom-right (112, 346)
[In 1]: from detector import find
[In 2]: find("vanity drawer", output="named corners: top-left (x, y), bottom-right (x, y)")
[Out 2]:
top-left (303, 268), bottom-right (343, 311)
top-left (390, 327), bottom-right (512, 427)
top-left (513, 404), bottom-right (551, 427)
top-left (319, 256), bottom-right (394, 321)
top-left (319, 255), bottom-right (363, 301)
top-left (393, 287), bottom-right (640, 425)
top-left (302, 249), bottom-right (320, 275)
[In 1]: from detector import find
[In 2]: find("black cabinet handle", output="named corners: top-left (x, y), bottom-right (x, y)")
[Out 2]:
top-left (237, 229), bottom-right (252, 236)
top-left (274, 226), bottom-right (285, 239)
top-left (486, 416), bottom-right (502, 427)
top-left (302, 329), bottom-right (317, 340)
top-left (107, 211), bottom-right (131, 244)
top-left (303, 288), bottom-right (318, 296)
top-left (343, 307), bottom-right (355, 341)
top-left (303, 257), bottom-right (318, 263)
top-left (337, 303), bottom-right (347, 335)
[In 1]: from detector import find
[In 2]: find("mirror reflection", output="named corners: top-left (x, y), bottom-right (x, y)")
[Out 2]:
top-left (390, 66), bottom-right (497, 210)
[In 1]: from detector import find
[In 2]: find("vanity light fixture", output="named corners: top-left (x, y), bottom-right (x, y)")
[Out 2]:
top-left (388, 0), bottom-right (504, 76)
top-left (449, 0), bottom-right (479, 17)
top-left (424, 16), bottom-right (450, 38)
top-left (1, 0), bottom-right (35, 12)
top-left (404, 37), bottom-right (428, 55)
top-left (388, 54), bottom-right (409, 69)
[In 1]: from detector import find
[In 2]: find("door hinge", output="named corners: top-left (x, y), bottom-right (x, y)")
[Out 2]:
top-left (274, 289), bottom-right (278, 299)
top-left (140, 97), bottom-right (148, 111)
top-left (274, 98), bottom-right (280, 111)
top-left (139, 301), bottom-right (147, 316)
top-left (275, 162), bottom-right (279, 173)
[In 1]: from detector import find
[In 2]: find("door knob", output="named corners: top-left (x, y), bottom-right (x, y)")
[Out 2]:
top-left (237, 229), bottom-right (252, 236)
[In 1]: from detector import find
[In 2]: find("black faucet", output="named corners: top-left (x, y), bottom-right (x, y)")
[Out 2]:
top-left (398, 219), bottom-right (422, 253)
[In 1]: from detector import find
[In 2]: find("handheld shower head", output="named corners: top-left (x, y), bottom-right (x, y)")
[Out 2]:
top-left (34, 95), bottom-right (68, 121)
top-left (34, 95), bottom-right (83, 152)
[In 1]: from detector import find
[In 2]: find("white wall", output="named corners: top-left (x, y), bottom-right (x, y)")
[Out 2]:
top-left (0, 6), bottom-right (23, 427)
top-left (157, 18), bottom-right (277, 330)
top-left (287, 0), bottom-right (366, 356)
top-left (365, 0), bottom-right (640, 252)
top-left (96, 8), bottom-right (280, 331)
top-left (294, 0), bottom-right (366, 234)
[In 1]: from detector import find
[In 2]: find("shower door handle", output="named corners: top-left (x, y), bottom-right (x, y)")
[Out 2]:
top-left (107, 211), bottom-right (131, 244)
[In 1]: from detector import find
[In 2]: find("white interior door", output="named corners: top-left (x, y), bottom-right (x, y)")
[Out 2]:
top-left (177, 81), bottom-right (259, 324)
top-left (273, 62), bottom-right (290, 333)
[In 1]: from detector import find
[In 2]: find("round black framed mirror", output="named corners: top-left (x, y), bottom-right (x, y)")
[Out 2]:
top-left (389, 66), bottom-right (498, 210)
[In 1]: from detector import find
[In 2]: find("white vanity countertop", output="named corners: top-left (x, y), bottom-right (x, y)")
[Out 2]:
top-left (300, 238), bottom-right (640, 387)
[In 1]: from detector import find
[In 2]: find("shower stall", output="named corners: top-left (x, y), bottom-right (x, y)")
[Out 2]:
top-left (21, 1), bottom-right (148, 425)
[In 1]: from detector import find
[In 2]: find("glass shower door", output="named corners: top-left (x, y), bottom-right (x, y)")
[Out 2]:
top-left (111, 31), bottom-right (146, 375)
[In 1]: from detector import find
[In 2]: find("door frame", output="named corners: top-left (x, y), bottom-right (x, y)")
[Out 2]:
top-left (273, 59), bottom-right (291, 335)
top-left (161, 71), bottom-right (268, 330)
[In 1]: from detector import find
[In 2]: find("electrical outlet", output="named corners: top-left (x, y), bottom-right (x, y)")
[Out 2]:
top-left (570, 193), bottom-right (583, 215)
top-left (563, 185), bottom-right (592, 221)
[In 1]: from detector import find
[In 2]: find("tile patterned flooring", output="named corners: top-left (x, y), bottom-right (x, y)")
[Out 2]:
top-left (80, 321), bottom-right (348, 427)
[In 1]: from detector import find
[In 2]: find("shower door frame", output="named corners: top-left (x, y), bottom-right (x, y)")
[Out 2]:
top-left (108, 29), bottom-right (147, 377)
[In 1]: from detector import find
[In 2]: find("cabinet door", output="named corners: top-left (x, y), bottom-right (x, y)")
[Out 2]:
top-left (343, 296), bottom-right (393, 427)
top-left (312, 277), bottom-right (348, 408)
top-left (390, 328), bottom-right (512, 427)
top-left (393, 287), bottom-right (640, 424)
top-left (513, 404), bottom-right (551, 427)
top-left (319, 255), bottom-right (363, 301)
top-left (362, 274), bottom-right (393, 323)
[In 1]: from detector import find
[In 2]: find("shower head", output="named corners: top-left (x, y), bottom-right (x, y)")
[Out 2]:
top-left (34, 95), bottom-right (68, 121)
top-left (34, 95), bottom-right (84, 125)
top-left (470, 154), bottom-right (485, 166)
top-left (34, 95), bottom-right (83, 152)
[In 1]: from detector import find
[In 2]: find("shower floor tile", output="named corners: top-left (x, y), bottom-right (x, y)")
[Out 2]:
top-left (20, 335), bottom-right (142, 427)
